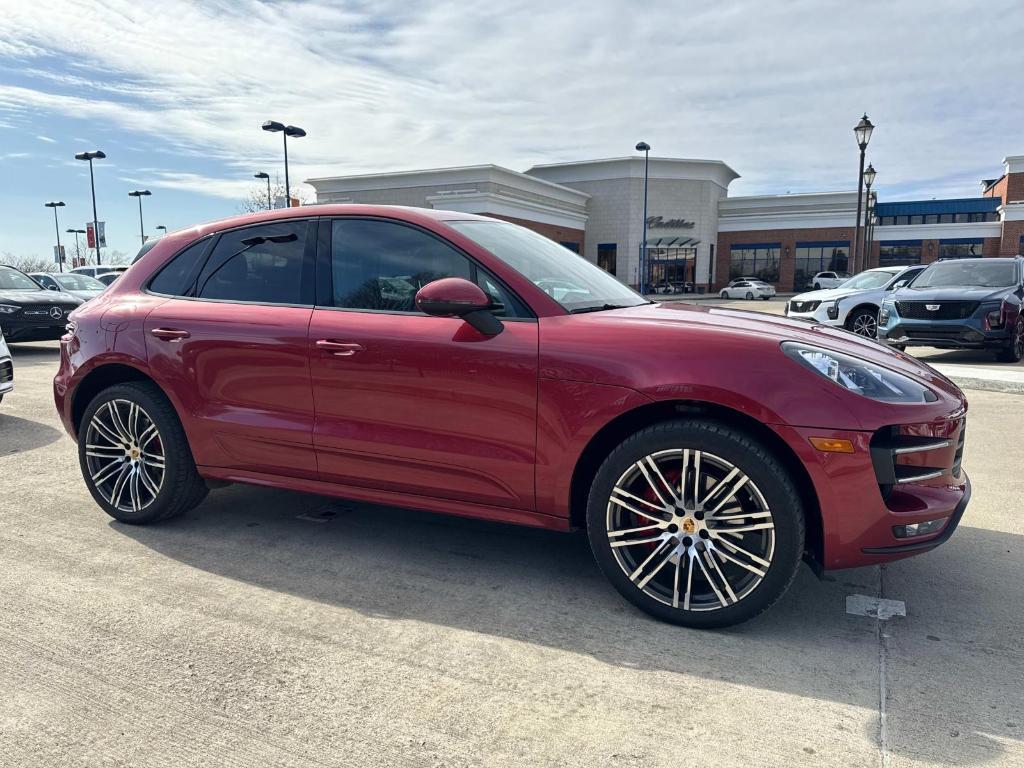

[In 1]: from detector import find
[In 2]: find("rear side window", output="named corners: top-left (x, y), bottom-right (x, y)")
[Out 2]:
top-left (149, 239), bottom-right (210, 296)
top-left (195, 221), bottom-right (308, 304)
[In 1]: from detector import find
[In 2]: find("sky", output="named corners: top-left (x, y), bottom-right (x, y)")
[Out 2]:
top-left (1, 0), bottom-right (1022, 261)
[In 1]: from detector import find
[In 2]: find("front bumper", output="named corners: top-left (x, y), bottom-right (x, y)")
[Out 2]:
top-left (879, 318), bottom-right (1010, 349)
top-left (771, 413), bottom-right (969, 570)
top-left (0, 316), bottom-right (71, 343)
top-left (785, 303), bottom-right (843, 327)
top-left (0, 355), bottom-right (13, 395)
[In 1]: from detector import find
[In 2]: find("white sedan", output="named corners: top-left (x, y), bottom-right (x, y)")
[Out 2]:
top-left (810, 271), bottom-right (852, 290)
top-left (0, 330), bottom-right (13, 405)
top-left (786, 265), bottom-right (925, 337)
top-left (720, 279), bottom-right (776, 300)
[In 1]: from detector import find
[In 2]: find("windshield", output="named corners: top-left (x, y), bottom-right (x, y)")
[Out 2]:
top-left (838, 270), bottom-right (899, 290)
top-left (54, 273), bottom-right (105, 290)
top-left (913, 261), bottom-right (1017, 289)
top-left (447, 220), bottom-right (648, 313)
top-left (0, 266), bottom-right (42, 291)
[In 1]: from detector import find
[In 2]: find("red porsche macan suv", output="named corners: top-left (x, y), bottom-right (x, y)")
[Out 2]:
top-left (54, 206), bottom-right (970, 627)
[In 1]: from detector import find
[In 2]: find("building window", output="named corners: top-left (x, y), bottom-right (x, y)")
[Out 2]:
top-left (938, 239), bottom-right (983, 259)
top-left (597, 243), bottom-right (617, 275)
top-left (938, 213), bottom-right (954, 223)
top-left (559, 241), bottom-right (580, 253)
top-left (924, 214), bottom-right (939, 224)
top-left (793, 242), bottom-right (850, 291)
top-left (879, 242), bottom-right (923, 266)
top-left (729, 243), bottom-right (780, 282)
top-left (910, 215), bottom-right (924, 225)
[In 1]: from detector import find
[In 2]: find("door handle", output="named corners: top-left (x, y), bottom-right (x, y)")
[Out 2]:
top-left (150, 328), bottom-right (191, 341)
top-left (315, 339), bottom-right (365, 357)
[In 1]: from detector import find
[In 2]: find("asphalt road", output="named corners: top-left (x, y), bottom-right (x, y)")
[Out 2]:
top-left (2, 341), bottom-right (1022, 767)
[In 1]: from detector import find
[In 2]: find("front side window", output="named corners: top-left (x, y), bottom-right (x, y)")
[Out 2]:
top-left (447, 220), bottom-right (646, 313)
top-left (330, 218), bottom-right (527, 317)
top-left (195, 222), bottom-right (307, 304)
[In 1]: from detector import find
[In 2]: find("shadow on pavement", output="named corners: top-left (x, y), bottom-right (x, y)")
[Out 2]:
top-left (0, 413), bottom-right (64, 456)
top-left (114, 483), bottom-right (1021, 764)
top-left (6, 341), bottom-right (62, 361)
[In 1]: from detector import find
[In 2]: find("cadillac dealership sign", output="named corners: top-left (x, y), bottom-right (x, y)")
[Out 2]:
top-left (646, 215), bottom-right (695, 229)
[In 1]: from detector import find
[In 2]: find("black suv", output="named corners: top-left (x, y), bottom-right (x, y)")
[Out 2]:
top-left (0, 265), bottom-right (83, 342)
top-left (878, 257), bottom-right (1024, 362)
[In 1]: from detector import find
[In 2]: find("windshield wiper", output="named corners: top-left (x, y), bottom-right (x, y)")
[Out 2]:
top-left (569, 303), bottom-right (635, 314)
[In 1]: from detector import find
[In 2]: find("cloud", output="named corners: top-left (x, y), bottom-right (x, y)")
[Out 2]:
top-left (35, 134), bottom-right (56, 142)
top-left (0, 0), bottom-right (1022, 201)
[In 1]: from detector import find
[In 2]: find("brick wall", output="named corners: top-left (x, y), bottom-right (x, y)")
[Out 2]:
top-left (983, 237), bottom-right (1002, 256)
top-left (715, 226), bottom-right (855, 290)
top-left (483, 213), bottom-right (585, 256)
top-left (1001, 221), bottom-right (1024, 256)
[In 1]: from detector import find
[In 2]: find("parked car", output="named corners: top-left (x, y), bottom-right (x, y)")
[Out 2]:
top-left (71, 265), bottom-right (129, 279)
top-left (810, 271), bottom-right (851, 290)
top-left (0, 329), bottom-right (12, 405)
top-left (879, 257), bottom-right (1024, 362)
top-left (720, 279), bottom-right (776, 300)
top-left (0, 265), bottom-right (83, 343)
top-left (95, 272), bottom-right (122, 287)
top-left (30, 272), bottom-right (107, 303)
top-left (786, 265), bottom-right (927, 338)
top-left (55, 206), bottom-right (971, 628)
top-left (654, 281), bottom-right (693, 295)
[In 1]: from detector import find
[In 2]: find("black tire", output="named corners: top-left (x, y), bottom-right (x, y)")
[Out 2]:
top-left (78, 381), bottom-right (208, 524)
top-left (586, 418), bottom-right (805, 628)
top-left (745, 291), bottom-right (754, 300)
top-left (996, 318), bottom-right (1024, 363)
top-left (813, 283), bottom-right (821, 291)
top-left (846, 307), bottom-right (879, 338)
top-left (761, 296), bottom-right (770, 301)
top-left (720, 291), bottom-right (729, 299)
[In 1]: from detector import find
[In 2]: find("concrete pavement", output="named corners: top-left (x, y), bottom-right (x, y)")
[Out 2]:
top-left (1, 341), bottom-right (1022, 767)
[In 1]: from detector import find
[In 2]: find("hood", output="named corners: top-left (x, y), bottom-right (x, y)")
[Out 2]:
top-left (0, 288), bottom-right (83, 306)
top-left (791, 285), bottom-right (876, 303)
top-left (602, 301), bottom-right (960, 390)
top-left (63, 289), bottom-right (105, 302)
top-left (892, 285), bottom-right (1014, 302)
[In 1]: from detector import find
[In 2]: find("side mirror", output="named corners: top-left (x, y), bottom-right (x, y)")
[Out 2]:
top-left (47, 284), bottom-right (58, 291)
top-left (415, 277), bottom-right (503, 336)
top-left (889, 280), bottom-right (907, 291)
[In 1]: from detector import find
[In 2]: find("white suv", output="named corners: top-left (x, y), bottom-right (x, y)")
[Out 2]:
top-left (720, 279), bottom-right (776, 300)
top-left (786, 265), bottom-right (925, 338)
top-left (0, 330), bottom-right (13, 405)
top-left (810, 271), bottom-right (851, 290)
top-left (71, 265), bottom-right (129, 278)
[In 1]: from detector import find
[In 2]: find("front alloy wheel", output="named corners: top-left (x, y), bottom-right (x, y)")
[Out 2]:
top-left (997, 318), bottom-right (1024, 363)
top-left (849, 309), bottom-right (878, 338)
top-left (587, 419), bottom-right (805, 627)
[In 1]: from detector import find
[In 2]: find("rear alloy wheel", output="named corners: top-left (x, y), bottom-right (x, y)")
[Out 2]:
top-left (848, 308), bottom-right (878, 338)
top-left (720, 291), bottom-right (730, 299)
top-left (813, 283), bottom-right (821, 290)
top-left (587, 419), bottom-right (805, 628)
top-left (79, 382), bottom-right (208, 524)
top-left (997, 318), bottom-right (1024, 363)
top-left (745, 291), bottom-right (754, 300)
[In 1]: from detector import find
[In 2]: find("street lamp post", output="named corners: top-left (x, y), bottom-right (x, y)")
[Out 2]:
top-left (635, 141), bottom-right (651, 295)
top-left (128, 190), bottom-right (152, 246)
top-left (66, 228), bottom-right (86, 267)
top-left (254, 172), bottom-right (272, 210)
top-left (852, 114), bottom-right (874, 274)
top-left (261, 122), bottom-right (306, 208)
top-left (862, 163), bottom-right (877, 270)
top-left (74, 150), bottom-right (106, 264)
top-left (44, 201), bottom-right (66, 272)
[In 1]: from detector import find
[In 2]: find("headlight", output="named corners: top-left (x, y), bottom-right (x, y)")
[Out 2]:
top-left (982, 302), bottom-right (1004, 329)
top-left (826, 302), bottom-right (839, 320)
top-left (878, 307), bottom-right (890, 324)
top-left (782, 342), bottom-right (937, 403)
top-left (0, 304), bottom-right (20, 314)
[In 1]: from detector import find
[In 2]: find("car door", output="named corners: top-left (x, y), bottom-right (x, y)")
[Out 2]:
top-left (144, 219), bottom-right (319, 479)
top-left (308, 216), bottom-right (539, 510)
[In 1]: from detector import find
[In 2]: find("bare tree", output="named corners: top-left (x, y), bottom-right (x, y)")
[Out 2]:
top-left (2, 251), bottom-right (53, 273)
top-left (239, 174), bottom-right (310, 214)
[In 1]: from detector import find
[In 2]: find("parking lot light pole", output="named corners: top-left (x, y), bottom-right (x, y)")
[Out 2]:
top-left (254, 171), bottom-right (272, 210)
top-left (74, 150), bottom-right (106, 265)
top-left (852, 114), bottom-right (874, 274)
top-left (862, 163), bottom-right (877, 269)
top-left (155, 225), bottom-right (167, 236)
top-left (262, 122), bottom-right (306, 207)
top-left (44, 201), bottom-right (66, 272)
top-left (636, 141), bottom-right (651, 294)
top-left (66, 228), bottom-right (86, 266)
top-left (128, 190), bottom-right (152, 246)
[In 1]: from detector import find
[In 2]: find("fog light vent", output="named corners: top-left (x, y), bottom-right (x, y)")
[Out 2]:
top-left (893, 518), bottom-right (947, 539)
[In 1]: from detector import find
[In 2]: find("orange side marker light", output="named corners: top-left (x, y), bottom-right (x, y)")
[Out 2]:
top-left (809, 437), bottom-right (855, 454)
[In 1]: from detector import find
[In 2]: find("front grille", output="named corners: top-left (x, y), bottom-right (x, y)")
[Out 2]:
top-left (0, 360), bottom-right (12, 384)
top-left (20, 305), bottom-right (74, 321)
top-left (890, 325), bottom-right (969, 340)
top-left (896, 301), bottom-right (978, 320)
top-left (789, 300), bottom-right (820, 313)
top-left (952, 421), bottom-right (966, 477)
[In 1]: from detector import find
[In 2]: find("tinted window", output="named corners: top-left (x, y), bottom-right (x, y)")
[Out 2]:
top-left (913, 260), bottom-right (1017, 289)
top-left (150, 239), bottom-right (210, 296)
top-left (330, 219), bottom-right (472, 313)
top-left (196, 221), bottom-right (307, 304)
top-left (0, 267), bottom-right (41, 290)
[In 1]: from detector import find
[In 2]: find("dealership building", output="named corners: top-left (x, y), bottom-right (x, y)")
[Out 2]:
top-left (307, 153), bottom-right (1024, 293)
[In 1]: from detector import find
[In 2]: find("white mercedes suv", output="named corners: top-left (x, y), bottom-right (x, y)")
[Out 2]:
top-left (786, 265), bottom-right (926, 338)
